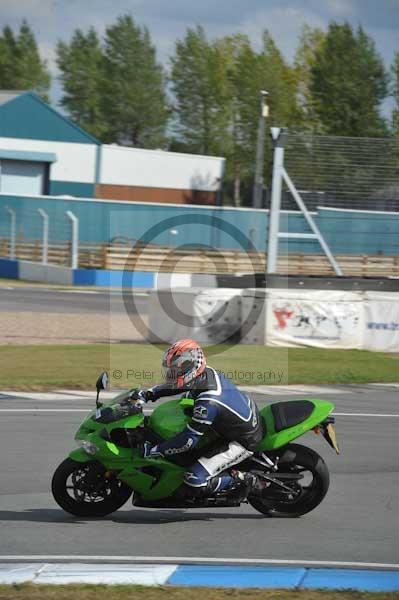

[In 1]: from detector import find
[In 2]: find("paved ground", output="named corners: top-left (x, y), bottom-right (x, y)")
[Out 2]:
top-left (0, 287), bottom-right (148, 344)
top-left (0, 286), bottom-right (148, 314)
top-left (0, 384), bottom-right (398, 564)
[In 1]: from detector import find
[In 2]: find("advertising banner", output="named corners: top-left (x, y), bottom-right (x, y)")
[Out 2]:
top-left (266, 290), bottom-right (364, 349)
top-left (363, 291), bottom-right (399, 352)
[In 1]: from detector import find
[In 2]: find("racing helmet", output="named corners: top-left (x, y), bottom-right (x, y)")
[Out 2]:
top-left (162, 339), bottom-right (206, 389)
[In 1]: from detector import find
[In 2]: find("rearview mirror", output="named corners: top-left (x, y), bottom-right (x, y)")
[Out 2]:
top-left (96, 371), bottom-right (109, 392)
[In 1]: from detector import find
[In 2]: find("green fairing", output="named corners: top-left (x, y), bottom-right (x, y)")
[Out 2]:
top-left (67, 395), bottom-right (334, 501)
top-left (149, 398), bottom-right (191, 439)
top-left (257, 399), bottom-right (335, 451)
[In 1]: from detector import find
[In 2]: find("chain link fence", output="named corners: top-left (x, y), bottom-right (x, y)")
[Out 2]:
top-left (275, 132), bottom-right (399, 212)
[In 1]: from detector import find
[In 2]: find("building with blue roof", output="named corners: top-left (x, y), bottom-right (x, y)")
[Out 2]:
top-left (0, 90), bottom-right (224, 203)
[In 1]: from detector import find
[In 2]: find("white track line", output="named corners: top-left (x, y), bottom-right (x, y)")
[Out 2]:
top-left (0, 409), bottom-right (398, 418)
top-left (0, 406), bottom-right (153, 417)
top-left (333, 412), bottom-right (399, 417)
top-left (1, 556), bottom-right (399, 570)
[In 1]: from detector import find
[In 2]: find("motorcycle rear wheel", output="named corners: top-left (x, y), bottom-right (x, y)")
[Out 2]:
top-left (52, 458), bottom-right (132, 517)
top-left (248, 443), bottom-right (330, 518)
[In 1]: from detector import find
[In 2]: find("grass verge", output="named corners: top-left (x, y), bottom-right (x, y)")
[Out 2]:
top-left (0, 585), bottom-right (398, 600)
top-left (0, 344), bottom-right (398, 391)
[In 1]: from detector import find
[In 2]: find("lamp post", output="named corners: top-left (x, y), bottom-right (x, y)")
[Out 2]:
top-left (252, 90), bottom-right (269, 209)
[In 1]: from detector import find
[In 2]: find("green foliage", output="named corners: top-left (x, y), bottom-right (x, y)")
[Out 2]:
top-left (294, 24), bottom-right (326, 132)
top-left (170, 26), bottom-right (233, 156)
top-left (102, 15), bottom-right (168, 147)
top-left (57, 15), bottom-right (168, 147)
top-left (0, 21), bottom-right (50, 100)
top-left (170, 28), bottom-right (299, 205)
top-left (57, 28), bottom-right (106, 139)
top-left (391, 52), bottom-right (399, 135)
top-left (310, 22), bottom-right (388, 136)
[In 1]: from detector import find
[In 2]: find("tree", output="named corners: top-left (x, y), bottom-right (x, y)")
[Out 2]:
top-left (310, 22), bottom-right (388, 137)
top-left (170, 26), bottom-right (232, 155)
top-left (170, 28), bottom-right (300, 205)
top-left (0, 26), bottom-right (18, 89)
top-left (0, 21), bottom-right (50, 100)
top-left (57, 28), bottom-right (106, 138)
top-left (102, 15), bottom-right (168, 147)
top-left (229, 31), bottom-right (299, 204)
top-left (294, 24), bottom-right (325, 132)
top-left (391, 52), bottom-right (399, 135)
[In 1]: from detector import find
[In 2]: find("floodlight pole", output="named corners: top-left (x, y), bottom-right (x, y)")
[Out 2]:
top-left (252, 90), bottom-right (269, 208)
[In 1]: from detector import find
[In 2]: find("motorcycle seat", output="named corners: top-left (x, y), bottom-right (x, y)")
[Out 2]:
top-left (271, 400), bottom-right (314, 433)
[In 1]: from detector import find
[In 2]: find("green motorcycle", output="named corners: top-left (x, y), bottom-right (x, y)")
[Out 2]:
top-left (51, 372), bottom-right (340, 518)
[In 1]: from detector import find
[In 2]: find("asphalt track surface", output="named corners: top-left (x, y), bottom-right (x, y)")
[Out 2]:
top-left (1, 384), bottom-right (398, 564)
top-left (0, 287), bottom-right (148, 314)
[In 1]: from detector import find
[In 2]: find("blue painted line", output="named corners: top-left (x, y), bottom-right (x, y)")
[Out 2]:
top-left (167, 566), bottom-right (399, 592)
top-left (168, 566), bottom-right (306, 588)
top-left (303, 568), bottom-right (399, 592)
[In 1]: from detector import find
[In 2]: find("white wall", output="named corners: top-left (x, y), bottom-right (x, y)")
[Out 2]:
top-left (0, 137), bottom-right (97, 184)
top-left (100, 145), bottom-right (224, 191)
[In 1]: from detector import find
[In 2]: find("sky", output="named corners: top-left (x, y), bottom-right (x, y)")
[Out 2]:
top-left (1, 0), bottom-right (399, 110)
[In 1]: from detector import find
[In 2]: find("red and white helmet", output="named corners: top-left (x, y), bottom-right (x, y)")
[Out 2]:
top-left (162, 339), bottom-right (206, 389)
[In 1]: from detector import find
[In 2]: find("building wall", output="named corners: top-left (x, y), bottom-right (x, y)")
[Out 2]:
top-left (96, 184), bottom-right (217, 205)
top-left (100, 145), bottom-right (224, 190)
top-left (0, 136), bottom-right (98, 197)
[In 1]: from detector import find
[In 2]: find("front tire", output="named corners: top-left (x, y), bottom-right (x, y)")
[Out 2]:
top-left (51, 458), bottom-right (132, 517)
top-left (249, 443), bottom-right (330, 518)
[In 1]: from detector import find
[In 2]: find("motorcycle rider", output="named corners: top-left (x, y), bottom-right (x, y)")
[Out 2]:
top-left (136, 338), bottom-right (267, 499)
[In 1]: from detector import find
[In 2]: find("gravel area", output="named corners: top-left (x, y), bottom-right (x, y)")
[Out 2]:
top-left (0, 312), bottom-right (147, 344)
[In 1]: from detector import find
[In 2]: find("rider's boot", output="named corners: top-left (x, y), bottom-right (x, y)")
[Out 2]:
top-left (208, 470), bottom-right (269, 499)
top-left (232, 471), bottom-right (270, 498)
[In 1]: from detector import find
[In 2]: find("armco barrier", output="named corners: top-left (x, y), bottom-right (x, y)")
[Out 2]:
top-left (19, 261), bottom-right (72, 285)
top-left (0, 257), bottom-right (217, 289)
top-left (72, 268), bottom-right (154, 288)
top-left (0, 561), bottom-right (398, 591)
top-left (0, 258), bottom-right (18, 279)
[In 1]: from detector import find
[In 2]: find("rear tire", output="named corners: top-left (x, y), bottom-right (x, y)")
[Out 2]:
top-left (249, 443), bottom-right (330, 518)
top-left (51, 458), bottom-right (132, 517)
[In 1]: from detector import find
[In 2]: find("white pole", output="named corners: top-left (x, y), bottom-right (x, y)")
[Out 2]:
top-left (267, 128), bottom-right (284, 274)
top-left (66, 210), bottom-right (79, 269)
top-left (38, 209), bottom-right (49, 265)
top-left (5, 206), bottom-right (16, 260)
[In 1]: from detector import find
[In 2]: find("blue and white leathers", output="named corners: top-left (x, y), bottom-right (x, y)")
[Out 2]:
top-left (146, 367), bottom-right (263, 490)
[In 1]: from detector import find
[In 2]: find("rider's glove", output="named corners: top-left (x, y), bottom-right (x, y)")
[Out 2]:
top-left (142, 389), bottom-right (155, 403)
top-left (129, 389), bottom-right (155, 403)
top-left (141, 442), bottom-right (163, 459)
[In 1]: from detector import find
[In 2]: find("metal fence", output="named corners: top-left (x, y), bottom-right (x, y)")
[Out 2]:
top-left (280, 132), bottom-right (399, 212)
top-left (0, 206), bottom-right (79, 268)
top-left (266, 129), bottom-right (399, 276)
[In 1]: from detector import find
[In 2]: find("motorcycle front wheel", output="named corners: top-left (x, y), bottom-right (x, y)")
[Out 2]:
top-left (51, 458), bottom-right (132, 517)
top-left (249, 443), bottom-right (330, 518)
